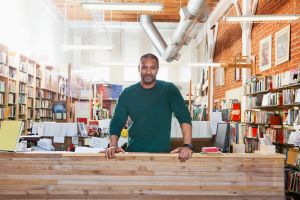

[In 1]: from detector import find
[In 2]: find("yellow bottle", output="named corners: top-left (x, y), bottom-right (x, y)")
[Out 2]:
top-left (121, 128), bottom-right (128, 137)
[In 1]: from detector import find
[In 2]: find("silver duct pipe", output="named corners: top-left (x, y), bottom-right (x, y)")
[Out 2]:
top-left (140, 0), bottom-right (207, 62)
top-left (139, 15), bottom-right (167, 56)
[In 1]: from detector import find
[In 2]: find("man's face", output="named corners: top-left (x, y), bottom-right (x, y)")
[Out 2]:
top-left (139, 57), bottom-right (159, 85)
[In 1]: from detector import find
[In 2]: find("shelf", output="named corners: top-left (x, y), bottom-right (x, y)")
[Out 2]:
top-left (19, 69), bottom-right (27, 73)
top-left (8, 103), bottom-right (16, 106)
top-left (28, 73), bottom-right (34, 77)
top-left (283, 125), bottom-right (296, 130)
top-left (0, 60), bottom-right (7, 65)
top-left (19, 92), bottom-right (26, 95)
top-left (0, 104), bottom-right (6, 107)
top-left (36, 76), bottom-right (41, 79)
top-left (0, 74), bottom-right (8, 78)
top-left (245, 122), bottom-right (270, 126)
top-left (253, 105), bottom-right (279, 110)
top-left (28, 96), bottom-right (34, 99)
top-left (9, 65), bottom-right (17, 69)
top-left (8, 116), bottom-right (16, 119)
top-left (9, 91), bottom-right (16, 94)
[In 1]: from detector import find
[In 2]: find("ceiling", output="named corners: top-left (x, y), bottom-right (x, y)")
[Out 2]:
top-left (52, 0), bottom-right (220, 22)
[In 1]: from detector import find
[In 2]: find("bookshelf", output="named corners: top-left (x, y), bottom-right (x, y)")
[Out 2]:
top-left (244, 69), bottom-right (300, 145)
top-left (0, 44), bottom-right (8, 120)
top-left (35, 63), bottom-right (42, 122)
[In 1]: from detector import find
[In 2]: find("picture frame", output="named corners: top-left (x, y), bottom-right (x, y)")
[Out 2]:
top-left (275, 25), bottom-right (290, 65)
top-left (259, 35), bottom-right (272, 72)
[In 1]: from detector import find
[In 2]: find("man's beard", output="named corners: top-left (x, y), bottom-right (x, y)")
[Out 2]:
top-left (141, 74), bottom-right (156, 84)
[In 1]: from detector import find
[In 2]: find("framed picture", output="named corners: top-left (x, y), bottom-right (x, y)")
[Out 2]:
top-left (259, 35), bottom-right (272, 72)
top-left (275, 25), bottom-right (290, 65)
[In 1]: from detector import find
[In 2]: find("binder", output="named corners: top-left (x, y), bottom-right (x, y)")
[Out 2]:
top-left (0, 120), bottom-right (23, 151)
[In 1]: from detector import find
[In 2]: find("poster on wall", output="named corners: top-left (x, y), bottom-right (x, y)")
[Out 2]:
top-left (215, 68), bottom-right (225, 86)
top-left (259, 35), bottom-right (272, 72)
top-left (275, 25), bottom-right (290, 65)
top-left (96, 84), bottom-right (123, 100)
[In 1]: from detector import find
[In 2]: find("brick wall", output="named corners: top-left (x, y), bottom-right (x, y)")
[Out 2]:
top-left (213, 0), bottom-right (300, 104)
top-left (213, 2), bottom-right (242, 102)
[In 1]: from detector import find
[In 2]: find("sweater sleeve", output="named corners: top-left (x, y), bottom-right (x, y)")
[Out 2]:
top-left (169, 83), bottom-right (192, 125)
top-left (109, 90), bottom-right (128, 137)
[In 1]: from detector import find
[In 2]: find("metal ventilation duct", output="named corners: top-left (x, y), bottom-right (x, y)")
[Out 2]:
top-left (140, 0), bottom-right (207, 62)
top-left (139, 15), bottom-right (167, 56)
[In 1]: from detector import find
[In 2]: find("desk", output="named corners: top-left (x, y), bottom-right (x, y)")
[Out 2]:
top-left (0, 153), bottom-right (285, 199)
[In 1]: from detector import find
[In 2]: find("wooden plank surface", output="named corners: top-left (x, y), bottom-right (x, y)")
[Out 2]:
top-left (0, 152), bottom-right (285, 199)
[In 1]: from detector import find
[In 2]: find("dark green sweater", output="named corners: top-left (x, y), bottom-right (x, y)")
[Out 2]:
top-left (109, 80), bottom-right (192, 153)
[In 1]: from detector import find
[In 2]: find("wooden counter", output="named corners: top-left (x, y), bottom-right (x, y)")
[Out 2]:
top-left (0, 152), bottom-right (285, 200)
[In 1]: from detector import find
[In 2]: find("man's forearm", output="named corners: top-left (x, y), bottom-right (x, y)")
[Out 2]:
top-left (180, 123), bottom-right (192, 144)
top-left (110, 135), bottom-right (119, 147)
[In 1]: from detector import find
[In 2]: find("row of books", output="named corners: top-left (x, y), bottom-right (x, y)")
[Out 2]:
top-left (19, 94), bottom-right (26, 104)
top-left (0, 107), bottom-right (4, 119)
top-left (246, 96), bottom-right (263, 109)
top-left (19, 82), bottom-right (26, 93)
top-left (8, 93), bottom-right (15, 104)
top-left (0, 51), bottom-right (7, 64)
top-left (39, 109), bottom-right (54, 118)
top-left (35, 100), bottom-right (53, 109)
top-left (8, 68), bottom-right (16, 79)
top-left (285, 168), bottom-right (300, 194)
top-left (273, 68), bottom-right (300, 89)
top-left (282, 89), bottom-right (300, 105)
top-left (36, 78), bottom-right (41, 88)
top-left (19, 71), bottom-right (27, 83)
top-left (245, 76), bottom-right (272, 94)
top-left (0, 80), bottom-right (5, 92)
top-left (41, 90), bottom-right (54, 100)
top-left (0, 63), bottom-right (7, 77)
top-left (36, 69), bottom-right (42, 78)
top-left (283, 109), bottom-right (300, 126)
top-left (261, 93), bottom-right (282, 106)
top-left (27, 98), bottom-right (33, 108)
top-left (28, 87), bottom-right (34, 98)
top-left (28, 75), bottom-right (34, 86)
top-left (0, 93), bottom-right (4, 104)
top-left (19, 61), bottom-right (27, 72)
top-left (8, 106), bottom-right (16, 117)
top-left (8, 55), bottom-right (18, 68)
top-left (27, 109), bottom-right (34, 119)
top-left (266, 128), bottom-right (284, 144)
top-left (27, 62), bottom-right (34, 75)
top-left (8, 80), bottom-right (16, 92)
top-left (19, 105), bottom-right (26, 115)
top-left (244, 110), bottom-right (275, 124)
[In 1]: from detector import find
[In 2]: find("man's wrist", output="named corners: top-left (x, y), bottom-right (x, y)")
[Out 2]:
top-left (182, 143), bottom-right (194, 150)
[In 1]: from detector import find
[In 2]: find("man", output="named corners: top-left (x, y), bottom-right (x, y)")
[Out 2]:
top-left (105, 53), bottom-right (193, 161)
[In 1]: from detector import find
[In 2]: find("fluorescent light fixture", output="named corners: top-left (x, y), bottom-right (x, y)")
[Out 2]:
top-left (82, 2), bottom-right (163, 12)
top-left (188, 63), bottom-right (223, 67)
top-left (61, 44), bottom-right (114, 51)
top-left (223, 15), bottom-right (300, 22)
top-left (102, 62), bottom-right (137, 66)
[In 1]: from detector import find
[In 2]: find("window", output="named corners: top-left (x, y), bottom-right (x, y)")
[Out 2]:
top-left (179, 67), bottom-right (191, 83)
top-left (91, 67), bottom-right (110, 82)
top-left (123, 67), bottom-right (140, 82)
top-left (157, 67), bottom-right (168, 81)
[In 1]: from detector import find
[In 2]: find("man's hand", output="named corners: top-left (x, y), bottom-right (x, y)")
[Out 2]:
top-left (170, 147), bottom-right (193, 162)
top-left (101, 147), bottom-right (125, 159)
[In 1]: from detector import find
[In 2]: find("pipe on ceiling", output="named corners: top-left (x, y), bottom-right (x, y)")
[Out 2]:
top-left (140, 0), bottom-right (207, 62)
top-left (139, 15), bottom-right (167, 56)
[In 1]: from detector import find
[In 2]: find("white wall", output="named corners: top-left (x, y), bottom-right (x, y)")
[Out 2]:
top-left (0, 0), bottom-right (65, 66)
